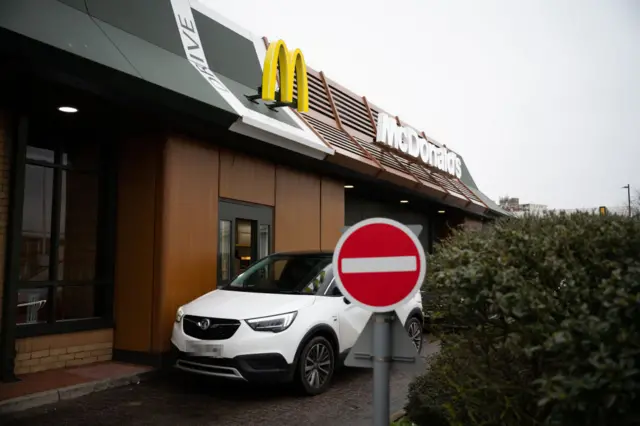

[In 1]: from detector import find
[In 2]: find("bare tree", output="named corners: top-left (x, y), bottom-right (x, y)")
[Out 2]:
top-left (632, 189), bottom-right (640, 217)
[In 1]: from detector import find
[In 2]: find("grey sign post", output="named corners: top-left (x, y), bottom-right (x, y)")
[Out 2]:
top-left (336, 220), bottom-right (427, 426)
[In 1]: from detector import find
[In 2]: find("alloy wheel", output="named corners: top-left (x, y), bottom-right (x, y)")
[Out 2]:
top-left (304, 342), bottom-right (332, 389)
top-left (408, 319), bottom-right (423, 352)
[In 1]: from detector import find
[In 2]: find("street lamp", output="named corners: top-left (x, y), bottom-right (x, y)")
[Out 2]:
top-left (622, 184), bottom-right (631, 217)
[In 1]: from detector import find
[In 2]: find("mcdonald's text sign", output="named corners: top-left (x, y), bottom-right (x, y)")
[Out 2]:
top-left (261, 40), bottom-right (309, 113)
top-left (376, 113), bottom-right (462, 179)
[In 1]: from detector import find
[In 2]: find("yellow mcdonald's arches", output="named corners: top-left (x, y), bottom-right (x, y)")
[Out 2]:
top-left (261, 40), bottom-right (309, 113)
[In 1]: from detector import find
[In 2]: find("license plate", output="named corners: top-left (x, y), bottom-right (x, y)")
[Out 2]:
top-left (185, 341), bottom-right (223, 357)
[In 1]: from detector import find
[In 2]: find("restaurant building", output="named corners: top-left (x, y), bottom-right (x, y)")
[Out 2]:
top-left (0, 0), bottom-right (507, 381)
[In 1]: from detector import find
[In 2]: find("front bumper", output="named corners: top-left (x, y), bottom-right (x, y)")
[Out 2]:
top-left (170, 344), bottom-right (296, 383)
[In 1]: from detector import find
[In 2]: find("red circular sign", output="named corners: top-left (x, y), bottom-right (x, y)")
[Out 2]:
top-left (332, 218), bottom-right (426, 312)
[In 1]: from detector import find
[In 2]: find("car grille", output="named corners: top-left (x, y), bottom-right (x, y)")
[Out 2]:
top-left (182, 315), bottom-right (241, 340)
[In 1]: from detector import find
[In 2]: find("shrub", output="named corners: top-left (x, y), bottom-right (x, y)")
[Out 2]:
top-left (407, 212), bottom-right (640, 426)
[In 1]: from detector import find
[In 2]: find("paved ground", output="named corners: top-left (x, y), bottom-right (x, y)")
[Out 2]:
top-left (1, 339), bottom-right (438, 426)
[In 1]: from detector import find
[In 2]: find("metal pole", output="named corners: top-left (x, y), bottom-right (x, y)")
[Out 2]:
top-left (627, 185), bottom-right (631, 218)
top-left (373, 312), bottom-right (393, 426)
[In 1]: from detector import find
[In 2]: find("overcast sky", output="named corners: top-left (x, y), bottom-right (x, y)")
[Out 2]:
top-left (204, 0), bottom-right (639, 209)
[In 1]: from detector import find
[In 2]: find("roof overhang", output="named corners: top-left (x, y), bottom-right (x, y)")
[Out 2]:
top-left (0, 0), bottom-right (333, 161)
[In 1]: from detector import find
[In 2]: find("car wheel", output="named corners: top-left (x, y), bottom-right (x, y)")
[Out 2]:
top-left (296, 336), bottom-right (335, 396)
top-left (406, 317), bottom-right (423, 353)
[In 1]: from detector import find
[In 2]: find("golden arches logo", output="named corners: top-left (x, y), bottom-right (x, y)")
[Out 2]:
top-left (261, 40), bottom-right (309, 113)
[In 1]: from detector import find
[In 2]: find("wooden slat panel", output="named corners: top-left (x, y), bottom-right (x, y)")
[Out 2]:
top-left (448, 178), bottom-right (485, 205)
top-left (321, 178), bottom-right (345, 251)
top-left (305, 115), bottom-right (366, 158)
top-left (157, 137), bottom-right (219, 351)
top-left (357, 138), bottom-right (409, 176)
top-left (430, 171), bottom-right (461, 194)
top-left (114, 137), bottom-right (162, 353)
top-left (275, 167), bottom-right (321, 252)
top-left (294, 71), bottom-right (336, 122)
top-left (219, 150), bottom-right (275, 206)
top-left (329, 84), bottom-right (376, 138)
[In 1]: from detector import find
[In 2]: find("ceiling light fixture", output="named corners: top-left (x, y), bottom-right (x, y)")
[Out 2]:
top-left (344, 185), bottom-right (354, 189)
top-left (400, 200), bottom-right (409, 204)
top-left (58, 106), bottom-right (78, 113)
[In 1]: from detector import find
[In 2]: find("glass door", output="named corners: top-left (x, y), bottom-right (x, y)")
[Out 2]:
top-left (218, 200), bottom-right (273, 288)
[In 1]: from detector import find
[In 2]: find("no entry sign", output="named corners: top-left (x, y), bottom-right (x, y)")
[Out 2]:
top-left (333, 218), bottom-right (426, 312)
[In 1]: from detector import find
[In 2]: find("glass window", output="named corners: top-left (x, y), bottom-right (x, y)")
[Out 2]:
top-left (62, 138), bottom-right (99, 170)
top-left (16, 288), bottom-right (50, 325)
top-left (234, 219), bottom-right (255, 274)
top-left (55, 285), bottom-right (104, 321)
top-left (16, 132), bottom-right (114, 328)
top-left (258, 224), bottom-right (270, 260)
top-left (60, 170), bottom-right (99, 281)
top-left (223, 254), bottom-right (331, 295)
top-left (219, 220), bottom-right (231, 281)
top-left (20, 165), bottom-right (54, 281)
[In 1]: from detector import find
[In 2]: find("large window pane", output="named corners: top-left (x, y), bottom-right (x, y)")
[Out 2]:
top-left (62, 138), bottom-right (99, 170)
top-left (235, 219), bottom-right (255, 274)
top-left (20, 165), bottom-right (53, 281)
top-left (26, 146), bottom-right (54, 164)
top-left (60, 170), bottom-right (99, 281)
top-left (258, 224), bottom-right (270, 261)
top-left (219, 220), bottom-right (231, 281)
top-left (55, 285), bottom-right (104, 321)
top-left (16, 288), bottom-right (50, 325)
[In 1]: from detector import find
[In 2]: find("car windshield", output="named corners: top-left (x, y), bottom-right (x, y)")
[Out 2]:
top-left (222, 254), bottom-right (332, 295)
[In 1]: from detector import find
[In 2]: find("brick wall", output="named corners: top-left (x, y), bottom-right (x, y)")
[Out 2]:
top-left (0, 110), bottom-right (9, 329)
top-left (14, 329), bottom-right (113, 375)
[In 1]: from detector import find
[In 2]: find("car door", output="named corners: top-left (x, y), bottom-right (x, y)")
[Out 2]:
top-left (326, 281), bottom-right (371, 351)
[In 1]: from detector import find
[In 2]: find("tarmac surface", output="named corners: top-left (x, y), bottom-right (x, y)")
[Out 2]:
top-left (1, 339), bottom-right (439, 426)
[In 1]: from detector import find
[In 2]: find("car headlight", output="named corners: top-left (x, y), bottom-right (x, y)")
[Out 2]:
top-left (245, 311), bottom-right (297, 333)
top-left (175, 306), bottom-right (185, 323)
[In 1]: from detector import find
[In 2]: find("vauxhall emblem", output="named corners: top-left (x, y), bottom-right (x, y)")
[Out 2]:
top-left (197, 318), bottom-right (211, 330)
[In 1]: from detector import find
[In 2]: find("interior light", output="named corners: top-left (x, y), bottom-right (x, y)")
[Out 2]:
top-left (344, 185), bottom-right (354, 189)
top-left (58, 106), bottom-right (78, 113)
top-left (438, 210), bottom-right (446, 214)
top-left (400, 200), bottom-right (409, 204)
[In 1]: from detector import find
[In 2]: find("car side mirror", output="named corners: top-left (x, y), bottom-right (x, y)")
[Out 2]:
top-left (343, 297), bottom-right (351, 305)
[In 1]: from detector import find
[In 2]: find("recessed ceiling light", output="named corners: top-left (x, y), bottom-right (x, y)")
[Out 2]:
top-left (344, 185), bottom-right (354, 189)
top-left (58, 106), bottom-right (78, 113)
top-left (400, 200), bottom-right (409, 204)
top-left (438, 210), bottom-right (446, 214)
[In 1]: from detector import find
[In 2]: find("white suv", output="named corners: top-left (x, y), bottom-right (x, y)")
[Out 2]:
top-left (170, 250), bottom-right (424, 395)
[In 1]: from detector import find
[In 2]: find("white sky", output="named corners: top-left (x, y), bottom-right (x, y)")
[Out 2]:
top-left (203, 0), bottom-right (639, 209)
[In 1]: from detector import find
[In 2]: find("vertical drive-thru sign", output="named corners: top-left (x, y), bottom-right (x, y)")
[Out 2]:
top-left (333, 218), bottom-right (427, 426)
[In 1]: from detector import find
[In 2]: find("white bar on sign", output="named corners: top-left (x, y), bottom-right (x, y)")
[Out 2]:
top-left (341, 256), bottom-right (417, 274)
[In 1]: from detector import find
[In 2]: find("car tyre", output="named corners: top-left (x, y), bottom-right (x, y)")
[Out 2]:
top-left (295, 336), bottom-right (335, 396)
top-left (406, 316), bottom-right (423, 354)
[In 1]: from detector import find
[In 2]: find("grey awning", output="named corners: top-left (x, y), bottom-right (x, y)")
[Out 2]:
top-left (0, 0), bottom-right (239, 124)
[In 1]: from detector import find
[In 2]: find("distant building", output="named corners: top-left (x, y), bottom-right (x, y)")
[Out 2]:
top-left (498, 197), bottom-right (548, 217)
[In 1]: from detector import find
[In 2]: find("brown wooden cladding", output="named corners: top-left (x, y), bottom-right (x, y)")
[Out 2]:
top-left (321, 178), bottom-right (345, 250)
top-left (114, 137), bottom-right (163, 353)
top-left (274, 166), bottom-right (321, 252)
top-left (219, 149), bottom-right (275, 206)
top-left (156, 137), bottom-right (219, 351)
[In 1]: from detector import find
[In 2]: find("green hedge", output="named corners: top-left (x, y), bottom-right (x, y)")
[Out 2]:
top-left (407, 212), bottom-right (640, 426)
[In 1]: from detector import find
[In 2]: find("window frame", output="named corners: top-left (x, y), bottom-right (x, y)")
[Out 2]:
top-left (11, 118), bottom-right (117, 338)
